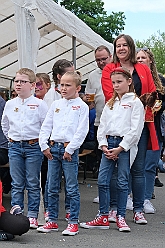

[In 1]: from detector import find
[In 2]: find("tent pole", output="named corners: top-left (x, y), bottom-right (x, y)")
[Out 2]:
top-left (72, 36), bottom-right (76, 69)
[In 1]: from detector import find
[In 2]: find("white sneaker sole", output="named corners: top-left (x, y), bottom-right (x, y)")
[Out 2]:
top-left (133, 219), bottom-right (147, 224)
top-left (62, 230), bottom-right (79, 235)
top-left (37, 227), bottom-right (58, 233)
top-left (118, 227), bottom-right (131, 232)
top-left (30, 225), bottom-right (38, 229)
top-left (108, 217), bottom-right (116, 223)
top-left (80, 223), bottom-right (109, 229)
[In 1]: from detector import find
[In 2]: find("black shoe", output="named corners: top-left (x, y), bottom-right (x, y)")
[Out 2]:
top-left (0, 231), bottom-right (15, 241)
top-left (152, 192), bottom-right (156, 199)
top-left (154, 177), bottom-right (164, 187)
top-left (152, 193), bottom-right (156, 199)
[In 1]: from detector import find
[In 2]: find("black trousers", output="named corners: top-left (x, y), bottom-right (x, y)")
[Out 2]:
top-left (0, 211), bottom-right (30, 235)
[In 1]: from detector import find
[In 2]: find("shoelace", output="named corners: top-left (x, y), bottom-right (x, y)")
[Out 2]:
top-left (45, 222), bottom-right (55, 227)
top-left (67, 224), bottom-right (78, 231)
top-left (135, 212), bottom-right (145, 219)
top-left (117, 217), bottom-right (127, 226)
top-left (109, 210), bottom-right (117, 217)
top-left (90, 215), bottom-right (107, 224)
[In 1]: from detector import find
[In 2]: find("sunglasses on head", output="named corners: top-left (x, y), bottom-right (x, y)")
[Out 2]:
top-left (136, 47), bottom-right (150, 52)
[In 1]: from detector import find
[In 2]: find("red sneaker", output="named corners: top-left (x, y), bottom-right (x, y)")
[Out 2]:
top-left (62, 224), bottom-right (79, 236)
top-left (65, 213), bottom-right (70, 221)
top-left (44, 212), bottom-right (49, 222)
top-left (29, 217), bottom-right (38, 229)
top-left (116, 216), bottom-right (130, 232)
top-left (37, 222), bottom-right (59, 233)
top-left (133, 212), bottom-right (147, 224)
top-left (80, 215), bottom-right (109, 229)
top-left (108, 210), bottom-right (117, 223)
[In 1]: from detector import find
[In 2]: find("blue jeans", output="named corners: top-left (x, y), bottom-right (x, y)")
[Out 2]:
top-left (8, 141), bottom-right (43, 218)
top-left (98, 136), bottom-right (130, 218)
top-left (130, 124), bottom-right (149, 212)
top-left (44, 171), bottom-right (70, 214)
top-left (110, 165), bottom-right (117, 211)
top-left (158, 159), bottom-right (165, 172)
top-left (145, 135), bottom-right (162, 200)
top-left (47, 142), bottom-right (80, 224)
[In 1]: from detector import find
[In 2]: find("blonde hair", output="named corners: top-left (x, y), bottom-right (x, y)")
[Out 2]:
top-left (16, 68), bottom-right (36, 83)
top-left (137, 49), bottom-right (164, 94)
top-left (107, 67), bottom-right (135, 110)
top-left (62, 71), bottom-right (82, 87)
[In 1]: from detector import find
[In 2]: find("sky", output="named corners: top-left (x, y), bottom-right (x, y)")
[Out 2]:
top-left (103, 0), bottom-right (165, 42)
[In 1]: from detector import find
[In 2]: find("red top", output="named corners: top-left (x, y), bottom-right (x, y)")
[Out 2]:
top-left (101, 62), bottom-right (159, 150)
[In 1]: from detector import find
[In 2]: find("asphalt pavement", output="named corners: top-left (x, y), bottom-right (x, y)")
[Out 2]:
top-left (2, 171), bottom-right (165, 248)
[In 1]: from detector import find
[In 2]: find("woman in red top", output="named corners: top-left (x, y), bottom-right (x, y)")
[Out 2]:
top-left (101, 34), bottom-right (159, 224)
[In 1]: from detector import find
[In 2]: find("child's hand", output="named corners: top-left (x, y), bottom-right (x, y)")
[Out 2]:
top-left (104, 147), bottom-right (123, 160)
top-left (43, 148), bottom-right (53, 160)
top-left (63, 151), bottom-right (72, 162)
top-left (101, 145), bottom-right (109, 153)
top-left (101, 146), bottom-right (117, 160)
top-left (108, 147), bottom-right (124, 160)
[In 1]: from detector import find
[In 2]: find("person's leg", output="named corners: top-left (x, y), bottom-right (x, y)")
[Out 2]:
top-left (47, 143), bottom-right (62, 223)
top-left (80, 136), bottom-right (117, 230)
top-left (116, 150), bottom-right (130, 217)
top-left (110, 165), bottom-right (117, 211)
top-left (0, 211), bottom-right (30, 235)
top-left (25, 142), bottom-right (43, 219)
top-left (8, 142), bottom-right (26, 210)
top-left (131, 124), bottom-right (149, 213)
top-left (62, 149), bottom-right (80, 224)
top-left (37, 143), bottom-right (61, 232)
top-left (145, 141), bottom-right (162, 200)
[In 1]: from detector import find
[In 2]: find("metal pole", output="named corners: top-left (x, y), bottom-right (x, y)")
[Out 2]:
top-left (72, 36), bottom-right (76, 69)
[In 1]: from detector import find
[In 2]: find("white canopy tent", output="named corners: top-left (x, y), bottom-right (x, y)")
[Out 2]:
top-left (0, 0), bottom-right (113, 90)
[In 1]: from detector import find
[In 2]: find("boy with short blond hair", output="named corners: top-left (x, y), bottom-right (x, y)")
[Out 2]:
top-left (1, 68), bottom-right (48, 229)
top-left (38, 71), bottom-right (89, 236)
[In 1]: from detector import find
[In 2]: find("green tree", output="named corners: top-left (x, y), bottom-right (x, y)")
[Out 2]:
top-left (136, 31), bottom-right (165, 75)
top-left (55, 0), bottom-right (125, 43)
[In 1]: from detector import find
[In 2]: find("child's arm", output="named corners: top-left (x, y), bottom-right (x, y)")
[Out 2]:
top-left (119, 99), bottom-right (145, 151)
top-left (39, 100), bottom-right (48, 125)
top-left (65, 103), bottom-right (89, 155)
top-left (1, 103), bottom-right (10, 139)
top-left (39, 104), bottom-right (54, 152)
top-left (97, 106), bottom-right (108, 148)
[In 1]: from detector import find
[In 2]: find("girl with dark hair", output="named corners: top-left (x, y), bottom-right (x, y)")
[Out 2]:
top-left (44, 59), bottom-right (74, 108)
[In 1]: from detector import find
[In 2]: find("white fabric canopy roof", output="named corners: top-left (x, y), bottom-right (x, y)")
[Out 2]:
top-left (0, 0), bottom-right (113, 89)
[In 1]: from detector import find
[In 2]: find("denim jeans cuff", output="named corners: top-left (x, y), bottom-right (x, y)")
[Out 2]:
top-left (27, 211), bottom-right (38, 219)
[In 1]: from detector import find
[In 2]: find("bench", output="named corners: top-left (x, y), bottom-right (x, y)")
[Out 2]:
top-left (78, 149), bottom-right (94, 183)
